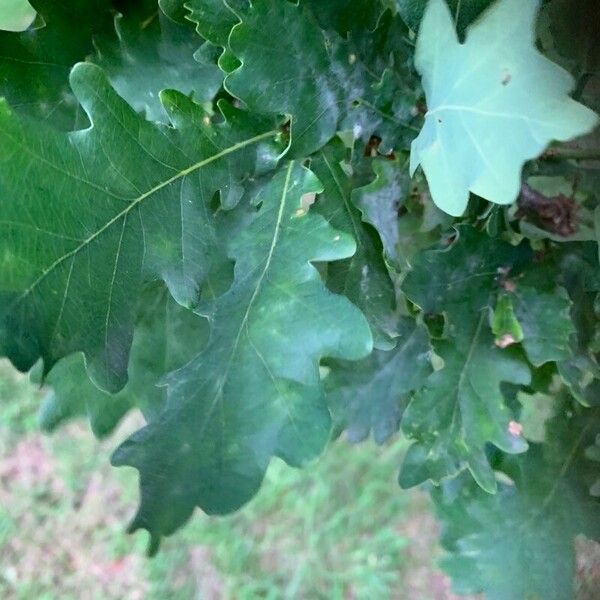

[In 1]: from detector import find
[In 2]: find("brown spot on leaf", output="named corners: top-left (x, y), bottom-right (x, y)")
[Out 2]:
top-left (364, 135), bottom-right (382, 157)
top-left (364, 134), bottom-right (396, 160)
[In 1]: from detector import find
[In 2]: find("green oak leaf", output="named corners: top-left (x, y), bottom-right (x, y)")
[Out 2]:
top-left (410, 0), bottom-right (599, 216)
top-left (93, 5), bottom-right (222, 122)
top-left (176, 0), bottom-right (421, 154)
top-left (311, 140), bottom-right (397, 349)
top-left (0, 0), bottom-right (36, 32)
top-left (303, 0), bottom-right (386, 35)
top-left (559, 355), bottom-right (600, 409)
top-left (433, 410), bottom-right (600, 600)
top-left (379, 165), bottom-right (453, 272)
top-left (400, 227), bottom-right (532, 491)
top-left (183, 0), bottom-right (245, 49)
top-left (397, 0), bottom-right (494, 34)
top-left (352, 155), bottom-right (411, 267)
top-left (39, 286), bottom-right (208, 438)
top-left (347, 11), bottom-right (424, 154)
top-left (0, 63), bottom-right (282, 393)
top-left (180, 0), bottom-right (393, 51)
top-left (0, 0), bottom-right (115, 129)
top-left (509, 275), bottom-right (575, 367)
top-left (223, 0), bottom-right (418, 156)
top-left (327, 317), bottom-right (432, 444)
top-left (556, 244), bottom-right (600, 407)
top-left (112, 162), bottom-right (373, 552)
top-left (159, 0), bottom-right (189, 23)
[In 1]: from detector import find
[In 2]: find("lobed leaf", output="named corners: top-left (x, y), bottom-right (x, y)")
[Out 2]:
top-left (221, 0), bottom-right (419, 155)
top-left (0, 0), bottom-right (115, 129)
top-left (311, 140), bottom-right (397, 348)
top-left (433, 409), bottom-right (600, 600)
top-left (112, 162), bottom-right (373, 551)
top-left (0, 63), bottom-right (282, 392)
top-left (183, 0), bottom-right (245, 49)
top-left (400, 227), bottom-right (532, 491)
top-left (93, 4), bottom-right (223, 122)
top-left (327, 317), bottom-right (432, 444)
top-left (352, 154), bottom-right (411, 268)
top-left (39, 286), bottom-right (208, 438)
top-left (410, 0), bottom-right (598, 216)
top-left (509, 276), bottom-right (574, 367)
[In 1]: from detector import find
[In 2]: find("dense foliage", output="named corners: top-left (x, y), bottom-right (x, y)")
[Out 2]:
top-left (0, 0), bottom-right (599, 597)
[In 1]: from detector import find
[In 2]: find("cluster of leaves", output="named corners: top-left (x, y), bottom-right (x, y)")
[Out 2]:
top-left (0, 0), bottom-right (599, 596)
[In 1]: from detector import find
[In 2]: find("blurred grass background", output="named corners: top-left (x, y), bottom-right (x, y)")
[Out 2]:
top-left (0, 360), bottom-right (469, 599)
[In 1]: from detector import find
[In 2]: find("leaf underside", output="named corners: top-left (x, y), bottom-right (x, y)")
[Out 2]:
top-left (410, 0), bottom-right (598, 215)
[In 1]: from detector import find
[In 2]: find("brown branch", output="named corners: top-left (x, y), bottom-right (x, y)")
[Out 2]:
top-left (516, 183), bottom-right (578, 236)
top-left (541, 145), bottom-right (600, 161)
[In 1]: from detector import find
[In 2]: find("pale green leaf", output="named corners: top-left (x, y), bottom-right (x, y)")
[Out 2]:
top-left (410, 0), bottom-right (599, 216)
top-left (0, 0), bottom-right (36, 32)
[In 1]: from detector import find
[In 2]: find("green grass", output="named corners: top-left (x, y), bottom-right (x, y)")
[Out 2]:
top-left (0, 361), bottom-right (456, 600)
top-left (159, 443), bottom-right (411, 599)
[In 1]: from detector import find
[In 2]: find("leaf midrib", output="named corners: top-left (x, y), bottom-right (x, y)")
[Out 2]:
top-left (196, 161), bottom-right (294, 440)
top-left (427, 105), bottom-right (553, 128)
top-left (321, 151), bottom-right (363, 276)
top-left (11, 128), bottom-right (278, 306)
